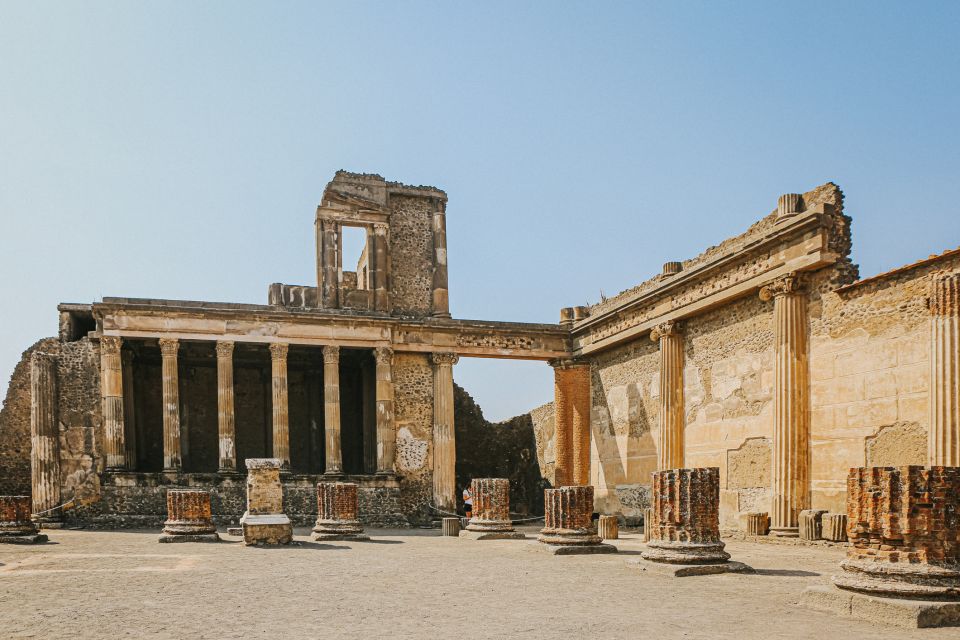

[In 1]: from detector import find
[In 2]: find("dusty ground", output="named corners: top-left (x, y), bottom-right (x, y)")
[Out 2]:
top-left (0, 526), bottom-right (944, 639)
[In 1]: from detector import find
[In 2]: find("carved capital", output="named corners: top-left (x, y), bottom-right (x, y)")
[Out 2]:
top-left (759, 272), bottom-right (805, 302)
top-left (269, 343), bottom-right (289, 361)
top-left (929, 272), bottom-right (960, 316)
top-left (322, 345), bottom-right (340, 364)
top-left (101, 336), bottom-right (122, 357)
top-left (431, 352), bottom-right (459, 367)
top-left (216, 341), bottom-right (235, 358)
top-left (373, 222), bottom-right (389, 236)
top-left (374, 346), bottom-right (394, 366)
top-left (158, 338), bottom-right (179, 357)
top-left (650, 320), bottom-right (682, 342)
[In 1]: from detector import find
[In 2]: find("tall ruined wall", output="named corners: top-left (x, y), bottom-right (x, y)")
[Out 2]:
top-left (454, 384), bottom-right (546, 516)
top-left (392, 352), bottom-right (435, 523)
top-left (57, 337), bottom-right (102, 508)
top-left (389, 194), bottom-right (434, 317)
top-left (0, 338), bottom-right (58, 495)
top-left (530, 401), bottom-right (556, 485)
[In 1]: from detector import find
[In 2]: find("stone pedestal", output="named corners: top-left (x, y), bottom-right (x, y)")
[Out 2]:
top-left (641, 468), bottom-right (751, 575)
top-left (822, 513), bottom-right (848, 542)
top-left (159, 490), bottom-right (219, 543)
top-left (743, 512), bottom-right (770, 536)
top-left (538, 486), bottom-right (615, 555)
top-left (460, 478), bottom-right (524, 540)
top-left (441, 517), bottom-right (461, 537)
top-left (799, 509), bottom-right (828, 541)
top-left (0, 496), bottom-right (47, 544)
top-left (833, 466), bottom-right (960, 599)
top-left (240, 458), bottom-right (292, 546)
top-left (313, 482), bottom-right (368, 541)
top-left (598, 515), bottom-right (619, 540)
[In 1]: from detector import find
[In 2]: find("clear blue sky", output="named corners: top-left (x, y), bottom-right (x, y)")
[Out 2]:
top-left (1, 2), bottom-right (958, 420)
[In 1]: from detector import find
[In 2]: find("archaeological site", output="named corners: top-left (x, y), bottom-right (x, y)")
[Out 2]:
top-left (2, 170), bottom-right (959, 631)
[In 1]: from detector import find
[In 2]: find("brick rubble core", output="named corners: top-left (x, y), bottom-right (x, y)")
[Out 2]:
top-left (642, 468), bottom-right (730, 564)
top-left (162, 490), bottom-right (217, 536)
top-left (313, 482), bottom-right (364, 535)
top-left (539, 485), bottom-right (600, 546)
top-left (466, 478), bottom-right (515, 532)
top-left (835, 465), bottom-right (960, 599)
top-left (0, 495), bottom-right (39, 536)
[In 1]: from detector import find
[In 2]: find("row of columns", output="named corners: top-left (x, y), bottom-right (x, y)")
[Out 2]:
top-left (100, 339), bottom-right (398, 476)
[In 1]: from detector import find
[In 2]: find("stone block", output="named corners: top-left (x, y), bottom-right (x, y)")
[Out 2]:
top-left (441, 517), bottom-right (460, 537)
top-left (821, 513), bottom-right (847, 542)
top-left (741, 512), bottom-right (769, 536)
top-left (631, 558), bottom-right (755, 578)
top-left (802, 585), bottom-right (960, 629)
top-left (798, 509), bottom-right (828, 541)
top-left (240, 458), bottom-right (292, 546)
top-left (598, 515), bottom-right (618, 540)
top-left (241, 514), bottom-right (293, 546)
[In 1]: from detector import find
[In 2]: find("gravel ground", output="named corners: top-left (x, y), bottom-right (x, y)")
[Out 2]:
top-left (0, 526), bottom-right (943, 639)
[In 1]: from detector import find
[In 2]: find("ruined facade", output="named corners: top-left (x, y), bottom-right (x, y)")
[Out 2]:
top-left (0, 173), bottom-right (957, 531)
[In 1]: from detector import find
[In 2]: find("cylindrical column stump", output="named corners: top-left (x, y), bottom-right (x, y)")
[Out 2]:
top-left (159, 490), bottom-right (219, 542)
top-left (799, 509), bottom-right (828, 541)
top-left (0, 496), bottom-right (47, 544)
top-left (462, 478), bottom-right (524, 540)
top-left (442, 517), bottom-right (461, 537)
top-left (313, 482), bottom-right (369, 541)
top-left (834, 466), bottom-right (960, 599)
top-left (539, 486), bottom-right (615, 555)
top-left (744, 512), bottom-right (770, 536)
top-left (598, 515), bottom-right (619, 540)
top-left (642, 468), bottom-right (731, 565)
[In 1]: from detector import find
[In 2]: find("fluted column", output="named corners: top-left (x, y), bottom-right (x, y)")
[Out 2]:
top-left (101, 336), bottom-right (127, 470)
top-left (319, 219), bottom-right (340, 309)
top-left (651, 321), bottom-right (684, 471)
top-left (431, 203), bottom-right (451, 318)
top-left (158, 338), bottom-right (181, 472)
top-left (374, 346), bottom-right (396, 474)
top-left (929, 273), bottom-right (960, 466)
top-left (120, 349), bottom-right (137, 469)
top-left (551, 360), bottom-right (574, 487)
top-left (760, 273), bottom-right (809, 536)
top-left (216, 341), bottom-right (237, 472)
top-left (30, 350), bottom-right (61, 524)
top-left (323, 345), bottom-right (343, 475)
top-left (269, 343), bottom-right (290, 469)
top-left (432, 352), bottom-right (458, 510)
top-left (372, 223), bottom-right (391, 313)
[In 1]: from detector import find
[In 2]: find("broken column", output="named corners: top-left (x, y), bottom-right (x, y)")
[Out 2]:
top-left (312, 482), bottom-right (369, 541)
top-left (641, 468), bottom-right (751, 575)
top-left (834, 466), bottom-right (960, 598)
top-left (461, 478), bottom-right (524, 540)
top-left (240, 458), bottom-right (293, 545)
top-left (30, 351), bottom-right (61, 527)
top-left (743, 512), bottom-right (770, 536)
top-left (430, 201), bottom-right (451, 318)
top-left (0, 496), bottom-right (47, 544)
top-left (821, 513), bottom-right (848, 542)
top-left (799, 509), bottom-right (828, 541)
top-left (929, 273), bottom-right (959, 466)
top-left (760, 273), bottom-right (810, 537)
top-left (538, 486), bottom-right (615, 555)
top-left (159, 490), bottom-right (219, 542)
top-left (598, 515), bottom-right (619, 540)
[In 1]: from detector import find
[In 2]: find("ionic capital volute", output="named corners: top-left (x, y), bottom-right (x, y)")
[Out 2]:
top-left (158, 338), bottom-right (179, 357)
top-left (650, 320), bottom-right (682, 342)
top-left (431, 352), bottom-right (459, 367)
top-left (322, 345), bottom-right (340, 364)
top-left (759, 272), bottom-right (805, 302)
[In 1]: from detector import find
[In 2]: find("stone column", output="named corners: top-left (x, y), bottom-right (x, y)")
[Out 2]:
top-left (121, 349), bottom-right (137, 469)
top-left (313, 482), bottom-right (368, 541)
top-left (431, 203), bottom-right (451, 318)
top-left (216, 341), bottom-right (237, 472)
top-left (929, 273), bottom-right (959, 466)
top-left (642, 467), bottom-right (732, 565)
top-left (651, 321), bottom-right (684, 471)
top-left (760, 273), bottom-right (810, 536)
top-left (319, 219), bottom-right (340, 309)
top-left (538, 485), bottom-right (615, 554)
top-left (835, 466), bottom-right (960, 598)
top-left (323, 345), bottom-right (343, 475)
top-left (159, 489), bottom-right (219, 542)
top-left (158, 338), bottom-right (181, 472)
top-left (30, 351), bottom-right (61, 525)
top-left (463, 478), bottom-right (522, 539)
top-left (0, 496), bottom-right (47, 544)
top-left (374, 346), bottom-right (396, 474)
top-left (432, 352), bottom-right (458, 511)
top-left (269, 343), bottom-right (290, 469)
top-left (372, 223), bottom-right (390, 313)
top-left (551, 360), bottom-right (574, 487)
top-left (101, 336), bottom-right (127, 470)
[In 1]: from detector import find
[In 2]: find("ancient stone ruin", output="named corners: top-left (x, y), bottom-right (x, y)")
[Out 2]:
top-left (159, 489), bottom-right (219, 543)
top-left (0, 495), bottom-right (47, 544)
top-left (241, 458), bottom-right (292, 546)
top-left (539, 486), bottom-right (615, 555)
top-left (460, 478), bottom-right (524, 540)
top-left (313, 482), bottom-right (368, 541)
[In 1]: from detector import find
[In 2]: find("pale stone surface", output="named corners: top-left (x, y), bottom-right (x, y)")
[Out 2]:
top-left (802, 585), bottom-right (960, 629)
top-left (241, 458), bottom-right (292, 545)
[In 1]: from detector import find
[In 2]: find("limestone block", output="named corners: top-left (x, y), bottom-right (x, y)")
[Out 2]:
top-left (821, 513), bottom-right (847, 542)
top-left (240, 458), bottom-right (292, 546)
top-left (441, 517), bottom-right (460, 537)
top-left (598, 515), bottom-right (618, 540)
top-left (741, 512), bottom-right (769, 536)
top-left (159, 490), bottom-right (219, 543)
top-left (798, 509), bottom-right (828, 541)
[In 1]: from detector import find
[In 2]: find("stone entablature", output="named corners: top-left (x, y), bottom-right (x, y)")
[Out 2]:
top-left (572, 186), bottom-right (848, 356)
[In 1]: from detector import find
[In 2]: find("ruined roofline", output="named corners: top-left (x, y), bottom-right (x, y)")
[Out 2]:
top-left (321, 170), bottom-right (447, 209)
top-left (585, 182), bottom-right (848, 319)
top-left (836, 245), bottom-right (960, 292)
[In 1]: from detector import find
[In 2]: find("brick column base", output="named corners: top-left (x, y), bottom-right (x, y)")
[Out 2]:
top-left (159, 490), bottom-right (219, 543)
top-left (313, 482), bottom-right (369, 541)
top-left (0, 496), bottom-right (47, 544)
